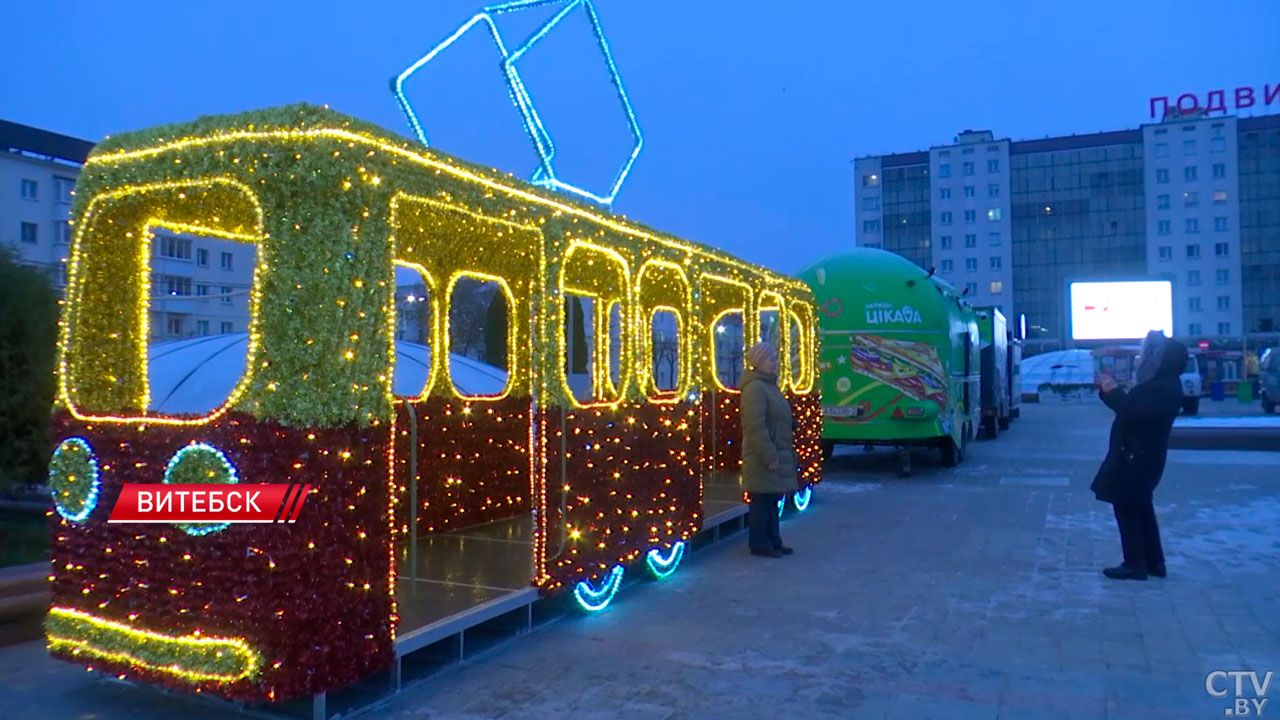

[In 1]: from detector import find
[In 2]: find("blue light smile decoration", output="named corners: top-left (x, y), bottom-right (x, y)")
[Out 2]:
top-left (573, 564), bottom-right (625, 611)
top-left (645, 541), bottom-right (685, 579)
top-left (392, 0), bottom-right (643, 207)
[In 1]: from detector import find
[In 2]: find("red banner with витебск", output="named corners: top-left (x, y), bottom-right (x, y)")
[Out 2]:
top-left (107, 483), bottom-right (312, 525)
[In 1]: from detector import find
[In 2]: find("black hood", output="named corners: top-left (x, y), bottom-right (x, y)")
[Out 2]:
top-left (1154, 338), bottom-right (1189, 379)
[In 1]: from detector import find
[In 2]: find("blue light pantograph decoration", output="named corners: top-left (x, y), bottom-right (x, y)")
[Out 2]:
top-left (573, 564), bottom-right (624, 611)
top-left (391, 0), bottom-right (643, 207)
top-left (793, 486), bottom-right (813, 512)
top-left (645, 541), bottom-right (685, 579)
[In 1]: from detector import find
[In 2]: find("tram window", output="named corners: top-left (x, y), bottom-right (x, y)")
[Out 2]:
top-left (651, 309), bottom-right (681, 393)
top-left (561, 296), bottom-right (625, 404)
top-left (146, 231), bottom-right (256, 415)
top-left (712, 311), bottom-right (745, 390)
top-left (448, 275), bottom-right (512, 399)
top-left (392, 263), bottom-right (433, 398)
top-left (789, 311), bottom-right (804, 387)
top-left (759, 308), bottom-right (782, 349)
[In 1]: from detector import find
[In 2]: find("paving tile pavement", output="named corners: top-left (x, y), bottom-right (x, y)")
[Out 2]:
top-left (0, 401), bottom-right (1276, 719)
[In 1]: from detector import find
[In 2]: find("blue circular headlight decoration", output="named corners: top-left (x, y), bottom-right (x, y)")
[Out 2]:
top-left (49, 438), bottom-right (100, 523)
top-left (164, 442), bottom-right (239, 536)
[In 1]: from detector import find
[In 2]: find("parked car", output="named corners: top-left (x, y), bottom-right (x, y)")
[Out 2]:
top-left (1261, 347), bottom-right (1280, 414)
top-left (1181, 352), bottom-right (1202, 415)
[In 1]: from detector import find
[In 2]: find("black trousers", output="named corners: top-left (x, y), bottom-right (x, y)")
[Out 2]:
top-left (747, 492), bottom-right (783, 551)
top-left (1112, 500), bottom-right (1165, 571)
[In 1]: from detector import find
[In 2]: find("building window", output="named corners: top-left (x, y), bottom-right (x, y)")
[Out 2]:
top-left (961, 148), bottom-right (974, 155)
top-left (1156, 168), bottom-right (1169, 184)
top-left (1215, 242), bottom-right (1230, 257)
top-left (1217, 322), bottom-right (1231, 335)
top-left (987, 144), bottom-right (999, 152)
top-left (964, 210), bottom-right (976, 224)
top-left (989, 280), bottom-right (1003, 294)
top-left (988, 232), bottom-right (1001, 246)
top-left (1216, 269), bottom-right (1229, 285)
top-left (1184, 166), bottom-right (1197, 182)
top-left (1212, 163), bottom-right (1226, 179)
top-left (196, 248), bottom-right (210, 266)
top-left (987, 183), bottom-right (999, 198)
top-left (965, 258), bottom-right (977, 272)
top-left (1183, 139), bottom-right (1196, 155)
top-left (964, 234), bottom-right (977, 248)
top-left (1186, 218), bottom-right (1199, 234)
top-left (941, 259), bottom-right (954, 273)
top-left (1189, 322), bottom-right (1202, 335)
top-left (939, 150), bottom-right (951, 157)
top-left (220, 251), bottom-right (233, 270)
top-left (55, 177), bottom-right (75, 202)
top-left (965, 282), bottom-right (978, 295)
top-left (1214, 217), bottom-right (1228, 232)
top-left (964, 185), bottom-right (975, 198)
top-left (1158, 246), bottom-right (1172, 261)
top-left (221, 286), bottom-right (233, 304)
top-left (939, 188), bottom-right (952, 200)
top-left (1217, 296), bottom-right (1230, 310)
top-left (1157, 194), bottom-right (1170, 209)
top-left (939, 165), bottom-right (951, 178)
top-left (20, 179), bottom-right (38, 200)
top-left (167, 317), bottom-right (184, 336)
top-left (196, 284), bottom-right (209, 297)
top-left (159, 274), bottom-right (193, 296)
top-left (1183, 191), bottom-right (1198, 207)
top-left (20, 222), bottom-right (38, 244)
top-left (1155, 128), bottom-right (1168, 136)
top-left (990, 256), bottom-right (1002, 270)
top-left (1186, 244), bottom-right (1201, 259)
top-left (940, 211), bottom-right (953, 225)
top-left (863, 173), bottom-right (880, 187)
top-left (1188, 270), bottom-right (1202, 286)
top-left (196, 320), bottom-right (210, 336)
top-left (962, 162), bottom-right (975, 176)
top-left (987, 159), bottom-right (999, 173)
top-left (863, 220), bottom-right (881, 232)
top-left (1213, 190), bottom-right (1228, 205)
top-left (987, 208), bottom-right (1002, 221)
top-left (158, 236), bottom-right (193, 260)
top-left (220, 321), bottom-right (233, 334)
top-left (863, 242), bottom-right (882, 249)
top-left (1158, 220), bottom-right (1171, 235)
top-left (1154, 143), bottom-right (1169, 158)
top-left (940, 235), bottom-right (953, 249)
top-left (1211, 137), bottom-right (1226, 153)
top-left (56, 220), bottom-right (72, 245)
top-left (1188, 297), bottom-right (1202, 312)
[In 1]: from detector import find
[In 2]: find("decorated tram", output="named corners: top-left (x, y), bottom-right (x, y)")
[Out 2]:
top-left (45, 104), bottom-right (822, 702)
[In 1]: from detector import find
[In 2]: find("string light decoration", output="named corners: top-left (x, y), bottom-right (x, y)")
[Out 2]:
top-left (49, 438), bottom-right (101, 523)
top-left (573, 564), bottom-right (624, 611)
top-left (645, 541), bottom-right (684, 580)
top-left (163, 442), bottom-right (240, 536)
top-left (50, 103), bottom-right (820, 703)
top-left (392, 0), bottom-right (642, 206)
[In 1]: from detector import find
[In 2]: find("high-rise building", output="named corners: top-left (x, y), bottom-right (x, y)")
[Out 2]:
top-left (853, 112), bottom-right (1280, 353)
top-left (3, 118), bottom-right (257, 340)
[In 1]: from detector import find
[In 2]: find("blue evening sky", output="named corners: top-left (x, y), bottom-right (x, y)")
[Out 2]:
top-left (3, 0), bottom-right (1276, 274)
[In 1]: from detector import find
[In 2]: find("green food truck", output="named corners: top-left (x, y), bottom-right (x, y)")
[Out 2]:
top-left (974, 306), bottom-right (1011, 438)
top-left (799, 249), bottom-right (980, 472)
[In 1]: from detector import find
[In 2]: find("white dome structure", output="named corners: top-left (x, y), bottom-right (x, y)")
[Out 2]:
top-left (1020, 348), bottom-right (1094, 397)
top-left (147, 334), bottom-right (508, 414)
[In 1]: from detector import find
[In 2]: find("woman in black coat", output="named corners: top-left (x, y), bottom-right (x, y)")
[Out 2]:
top-left (1091, 331), bottom-right (1187, 580)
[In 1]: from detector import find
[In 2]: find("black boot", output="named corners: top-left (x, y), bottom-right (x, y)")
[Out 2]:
top-left (1103, 565), bottom-right (1148, 581)
top-left (774, 546), bottom-right (794, 555)
top-left (750, 548), bottom-right (783, 558)
top-left (1148, 565), bottom-right (1167, 578)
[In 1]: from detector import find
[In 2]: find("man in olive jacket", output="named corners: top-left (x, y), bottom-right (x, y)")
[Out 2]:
top-left (1091, 331), bottom-right (1187, 580)
top-left (740, 342), bottom-right (798, 558)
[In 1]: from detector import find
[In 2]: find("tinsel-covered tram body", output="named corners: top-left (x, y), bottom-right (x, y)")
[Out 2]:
top-left (48, 104), bottom-right (821, 703)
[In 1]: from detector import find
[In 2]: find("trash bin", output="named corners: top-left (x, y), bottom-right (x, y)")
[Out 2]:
top-left (1238, 381), bottom-right (1254, 403)
top-left (1210, 381), bottom-right (1225, 401)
